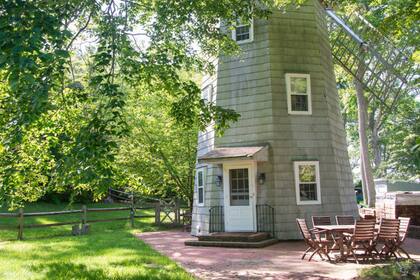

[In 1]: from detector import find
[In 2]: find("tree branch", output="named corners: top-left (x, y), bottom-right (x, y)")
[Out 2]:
top-left (66, 11), bottom-right (93, 50)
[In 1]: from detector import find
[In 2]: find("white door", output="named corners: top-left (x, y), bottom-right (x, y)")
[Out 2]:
top-left (223, 162), bottom-right (256, 232)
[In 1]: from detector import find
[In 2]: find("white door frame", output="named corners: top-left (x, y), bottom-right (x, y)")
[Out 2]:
top-left (223, 160), bottom-right (257, 232)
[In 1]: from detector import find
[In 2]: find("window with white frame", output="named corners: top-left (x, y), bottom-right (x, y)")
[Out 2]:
top-left (285, 73), bottom-right (312, 115)
top-left (294, 161), bottom-right (321, 205)
top-left (202, 84), bottom-right (213, 104)
top-left (196, 167), bottom-right (206, 206)
top-left (229, 168), bottom-right (250, 206)
top-left (232, 19), bottom-right (254, 44)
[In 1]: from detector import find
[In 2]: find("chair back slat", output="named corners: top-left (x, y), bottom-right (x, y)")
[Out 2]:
top-left (363, 215), bottom-right (376, 220)
top-left (336, 215), bottom-right (355, 225)
top-left (398, 217), bottom-right (410, 242)
top-left (312, 216), bottom-right (331, 227)
top-left (378, 218), bottom-right (400, 240)
top-left (353, 219), bottom-right (376, 240)
top-left (296, 218), bottom-right (311, 240)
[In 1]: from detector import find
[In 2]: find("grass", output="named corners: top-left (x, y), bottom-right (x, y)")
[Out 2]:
top-left (358, 260), bottom-right (420, 280)
top-left (0, 202), bottom-right (194, 280)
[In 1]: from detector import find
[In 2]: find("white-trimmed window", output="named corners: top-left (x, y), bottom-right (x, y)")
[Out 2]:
top-left (232, 19), bottom-right (254, 44)
top-left (294, 161), bottom-right (321, 205)
top-left (286, 73), bottom-right (312, 115)
top-left (202, 84), bottom-right (213, 104)
top-left (196, 167), bottom-right (206, 206)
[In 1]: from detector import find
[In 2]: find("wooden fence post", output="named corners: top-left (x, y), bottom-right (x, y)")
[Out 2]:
top-left (82, 205), bottom-right (87, 225)
top-left (17, 208), bottom-right (24, 240)
top-left (129, 208), bottom-right (134, 228)
top-left (175, 199), bottom-right (180, 224)
top-left (155, 202), bottom-right (161, 225)
top-left (130, 191), bottom-right (134, 206)
top-left (130, 206), bottom-right (135, 228)
top-left (129, 192), bottom-right (135, 228)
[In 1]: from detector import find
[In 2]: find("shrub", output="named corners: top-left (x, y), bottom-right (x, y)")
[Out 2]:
top-left (359, 260), bottom-right (420, 280)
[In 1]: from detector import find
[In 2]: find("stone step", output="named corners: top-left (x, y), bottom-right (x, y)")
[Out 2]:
top-left (198, 232), bottom-right (270, 242)
top-left (185, 238), bottom-right (278, 248)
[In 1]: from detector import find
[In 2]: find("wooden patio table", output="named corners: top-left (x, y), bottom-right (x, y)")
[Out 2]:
top-left (315, 224), bottom-right (379, 262)
top-left (315, 225), bottom-right (354, 262)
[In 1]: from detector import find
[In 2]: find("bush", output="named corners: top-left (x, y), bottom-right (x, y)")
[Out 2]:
top-left (359, 260), bottom-right (420, 280)
top-left (40, 190), bottom-right (94, 205)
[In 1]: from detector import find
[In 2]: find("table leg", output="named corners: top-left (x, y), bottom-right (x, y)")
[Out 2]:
top-left (338, 232), bottom-right (345, 261)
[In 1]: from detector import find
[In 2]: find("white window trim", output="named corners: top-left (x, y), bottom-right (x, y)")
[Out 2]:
top-left (232, 19), bottom-right (254, 44)
top-left (294, 161), bottom-right (321, 205)
top-left (196, 167), bottom-right (206, 206)
top-left (285, 73), bottom-right (312, 115)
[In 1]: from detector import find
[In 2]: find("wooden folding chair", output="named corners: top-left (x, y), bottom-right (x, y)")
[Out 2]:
top-left (296, 218), bottom-right (332, 262)
top-left (344, 219), bottom-right (377, 264)
top-left (395, 217), bottom-right (411, 259)
top-left (312, 216), bottom-right (331, 238)
top-left (312, 216), bottom-right (339, 248)
top-left (336, 215), bottom-right (355, 225)
top-left (312, 216), bottom-right (332, 227)
top-left (377, 218), bottom-right (400, 259)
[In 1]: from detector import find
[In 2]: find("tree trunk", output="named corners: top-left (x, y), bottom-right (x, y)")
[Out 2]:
top-left (360, 160), bottom-right (367, 204)
top-left (368, 108), bottom-right (382, 171)
top-left (355, 76), bottom-right (376, 207)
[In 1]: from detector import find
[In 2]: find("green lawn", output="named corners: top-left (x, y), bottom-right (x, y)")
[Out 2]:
top-left (0, 202), bottom-right (194, 280)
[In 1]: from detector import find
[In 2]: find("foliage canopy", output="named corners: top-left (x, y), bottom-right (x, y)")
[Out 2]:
top-left (0, 0), bottom-right (305, 208)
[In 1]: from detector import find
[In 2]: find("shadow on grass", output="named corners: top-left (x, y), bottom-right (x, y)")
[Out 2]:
top-left (0, 203), bottom-right (193, 279)
top-left (2, 230), bottom-right (193, 279)
top-left (32, 262), bottom-right (185, 280)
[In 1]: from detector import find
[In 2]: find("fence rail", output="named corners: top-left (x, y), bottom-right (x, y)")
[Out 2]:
top-left (0, 202), bottom-right (190, 240)
top-left (87, 207), bottom-right (131, 212)
top-left (0, 213), bottom-right (18, 217)
top-left (24, 210), bottom-right (83, 217)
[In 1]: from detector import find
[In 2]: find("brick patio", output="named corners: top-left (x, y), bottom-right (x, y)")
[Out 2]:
top-left (137, 230), bottom-right (420, 280)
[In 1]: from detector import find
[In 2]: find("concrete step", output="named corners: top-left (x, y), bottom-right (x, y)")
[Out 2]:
top-left (184, 238), bottom-right (278, 248)
top-left (198, 232), bottom-right (270, 242)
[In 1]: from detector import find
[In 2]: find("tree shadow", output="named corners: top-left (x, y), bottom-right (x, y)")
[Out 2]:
top-left (31, 262), bottom-right (187, 280)
top-left (2, 231), bottom-right (193, 279)
top-left (283, 271), bottom-right (336, 280)
top-left (32, 263), bottom-right (109, 280)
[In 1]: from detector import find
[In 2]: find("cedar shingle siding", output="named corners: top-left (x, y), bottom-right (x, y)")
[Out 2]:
top-left (192, 0), bottom-right (357, 239)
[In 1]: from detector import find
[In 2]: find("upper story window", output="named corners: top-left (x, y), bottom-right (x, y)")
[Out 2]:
top-left (285, 73), bottom-right (312, 115)
top-left (232, 19), bottom-right (254, 44)
top-left (294, 161), bottom-right (321, 205)
top-left (196, 167), bottom-right (206, 206)
top-left (202, 84), bottom-right (213, 104)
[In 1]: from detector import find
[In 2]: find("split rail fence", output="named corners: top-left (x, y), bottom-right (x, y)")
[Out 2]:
top-left (0, 200), bottom-right (189, 240)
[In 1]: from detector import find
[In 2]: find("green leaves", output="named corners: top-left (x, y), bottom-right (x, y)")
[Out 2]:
top-left (1, 0), bottom-right (305, 208)
top-left (115, 84), bottom-right (198, 203)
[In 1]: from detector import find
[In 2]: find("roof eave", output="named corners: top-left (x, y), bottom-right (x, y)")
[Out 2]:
top-left (197, 146), bottom-right (269, 164)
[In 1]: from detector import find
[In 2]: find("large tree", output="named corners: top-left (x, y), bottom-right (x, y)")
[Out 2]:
top-left (0, 0), bottom-right (306, 208)
top-left (115, 81), bottom-right (200, 205)
top-left (333, 0), bottom-right (419, 206)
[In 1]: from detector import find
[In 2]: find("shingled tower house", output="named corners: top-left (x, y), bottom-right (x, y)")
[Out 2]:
top-left (190, 0), bottom-right (358, 241)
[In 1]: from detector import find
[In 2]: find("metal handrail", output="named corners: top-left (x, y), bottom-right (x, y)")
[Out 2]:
top-left (256, 204), bottom-right (275, 237)
top-left (208, 204), bottom-right (275, 237)
top-left (209, 206), bottom-right (224, 233)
